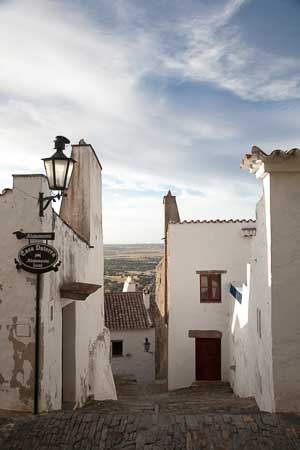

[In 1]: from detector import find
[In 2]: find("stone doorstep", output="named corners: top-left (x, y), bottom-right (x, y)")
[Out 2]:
top-left (191, 381), bottom-right (234, 389)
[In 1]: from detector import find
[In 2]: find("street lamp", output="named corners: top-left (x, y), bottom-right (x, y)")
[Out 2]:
top-left (39, 136), bottom-right (76, 217)
top-left (144, 337), bottom-right (151, 352)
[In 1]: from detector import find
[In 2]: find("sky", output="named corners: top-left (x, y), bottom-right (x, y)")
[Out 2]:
top-left (1, 0), bottom-right (300, 243)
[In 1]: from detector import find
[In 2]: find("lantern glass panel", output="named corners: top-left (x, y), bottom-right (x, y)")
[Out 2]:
top-left (44, 159), bottom-right (54, 189)
top-left (65, 159), bottom-right (74, 189)
top-left (53, 158), bottom-right (69, 190)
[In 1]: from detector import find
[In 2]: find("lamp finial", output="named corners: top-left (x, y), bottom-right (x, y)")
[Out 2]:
top-left (54, 136), bottom-right (70, 151)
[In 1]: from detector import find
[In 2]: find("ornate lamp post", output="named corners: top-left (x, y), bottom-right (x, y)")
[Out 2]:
top-left (39, 136), bottom-right (76, 216)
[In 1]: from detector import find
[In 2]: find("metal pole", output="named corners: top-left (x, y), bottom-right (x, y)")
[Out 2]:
top-left (34, 273), bottom-right (41, 415)
top-left (39, 192), bottom-right (44, 217)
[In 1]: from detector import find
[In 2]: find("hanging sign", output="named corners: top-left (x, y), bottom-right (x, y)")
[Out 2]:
top-left (13, 231), bottom-right (55, 240)
top-left (16, 243), bottom-right (59, 273)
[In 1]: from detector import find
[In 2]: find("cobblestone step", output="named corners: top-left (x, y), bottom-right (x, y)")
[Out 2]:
top-left (84, 381), bottom-right (259, 416)
top-left (1, 382), bottom-right (299, 449)
top-left (1, 411), bottom-right (299, 449)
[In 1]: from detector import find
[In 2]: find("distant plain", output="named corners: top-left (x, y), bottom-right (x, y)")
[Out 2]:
top-left (104, 244), bottom-right (163, 292)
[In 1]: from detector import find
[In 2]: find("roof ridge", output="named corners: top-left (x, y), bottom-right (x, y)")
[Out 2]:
top-left (105, 291), bottom-right (143, 296)
top-left (241, 146), bottom-right (300, 172)
top-left (252, 146), bottom-right (300, 158)
top-left (169, 219), bottom-right (256, 224)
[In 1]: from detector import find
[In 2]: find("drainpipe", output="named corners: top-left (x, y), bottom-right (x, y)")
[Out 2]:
top-left (34, 273), bottom-right (41, 415)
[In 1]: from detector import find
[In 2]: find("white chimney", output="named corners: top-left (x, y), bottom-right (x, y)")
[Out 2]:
top-left (123, 276), bottom-right (136, 292)
top-left (143, 288), bottom-right (150, 310)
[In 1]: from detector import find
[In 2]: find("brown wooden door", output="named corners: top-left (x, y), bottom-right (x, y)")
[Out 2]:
top-left (195, 338), bottom-right (221, 380)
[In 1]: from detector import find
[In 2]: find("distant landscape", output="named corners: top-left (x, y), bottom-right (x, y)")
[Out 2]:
top-left (104, 244), bottom-right (163, 293)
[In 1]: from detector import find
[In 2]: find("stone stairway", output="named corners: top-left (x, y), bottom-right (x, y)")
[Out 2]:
top-left (1, 382), bottom-right (299, 449)
top-left (84, 381), bottom-right (259, 415)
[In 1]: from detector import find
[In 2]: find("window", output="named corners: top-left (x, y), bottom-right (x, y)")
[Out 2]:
top-left (112, 340), bottom-right (123, 357)
top-left (257, 308), bottom-right (261, 338)
top-left (200, 273), bottom-right (221, 302)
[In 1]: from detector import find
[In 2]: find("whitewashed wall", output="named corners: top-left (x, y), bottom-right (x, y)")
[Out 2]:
top-left (268, 172), bottom-right (300, 412)
top-left (0, 176), bottom-right (44, 411)
top-left (111, 328), bottom-right (155, 383)
top-left (40, 213), bottom-right (116, 411)
top-left (0, 143), bottom-right (116, 413)
top-left (167, 221), bottom-right (253, 391)
top-left (59, 144), bottom-right (116, 408)
top-left (229, 193), bottom-right (274, 412)
top-left (234, 157), bottom-right (300, 413)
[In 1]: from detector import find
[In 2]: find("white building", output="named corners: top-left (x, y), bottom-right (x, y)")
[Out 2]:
top-left (105, 287), bottom-right (155, 383)
top-left (167, 219), bottom-right (254, 391)
top-left (0, 140), bottom-right (116, 412)
top-left (123, 276), bottom-right (139, 293)
top-left (156, 146), bottom-right (300, 413)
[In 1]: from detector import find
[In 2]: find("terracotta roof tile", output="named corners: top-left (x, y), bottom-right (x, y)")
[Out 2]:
top-left (248, 146), bottom-right (300, 160)
top-left (241, 146), bottom-right (300, 173)
top-left (105, 292), bottom-right (150, 331)
top-left (169, 219), bottom-right (255, 224)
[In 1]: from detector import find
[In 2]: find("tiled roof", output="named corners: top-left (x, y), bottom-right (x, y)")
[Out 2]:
top-left (245, 146), bottom-right (300, 161)
top-left (241, 146), bottom-right (300, 173)
top-left (169, 219), bottom-right (255, 224)
top-left (105, 292), bottom-right (150, 331)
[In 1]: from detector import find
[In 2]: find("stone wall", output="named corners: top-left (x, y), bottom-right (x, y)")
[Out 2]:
top-left (154, 258), bottom-right (168, 380)
top-left (154, 191), bottom-right (180, 383)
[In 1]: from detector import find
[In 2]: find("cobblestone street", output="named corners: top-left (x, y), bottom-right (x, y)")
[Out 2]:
top-left (0, 382), bottom-right (299, 449)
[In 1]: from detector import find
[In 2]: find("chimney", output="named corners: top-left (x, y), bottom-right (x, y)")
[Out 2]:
top-left (163, 190), bottom-right (180, 324)
top-left (60, 140), bottom-right (102, 245)
top-left (163, 190), bottom-right (180, 237)
top-left (123, 276), bottom-right (136, 292)
top-left (143, 288), bottom-right (150, 310)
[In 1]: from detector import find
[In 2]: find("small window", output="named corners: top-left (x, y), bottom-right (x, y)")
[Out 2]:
top-left (257, 308), bottom-right (261, 338)
top-left (200, 273), bottom-right (221, 303)
top-left (112, 340), bottom-right (123, 357)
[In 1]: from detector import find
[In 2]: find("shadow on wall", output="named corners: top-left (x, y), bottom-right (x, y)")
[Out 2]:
top-left (231, 263), bottom-right (251, 333)
top-left (150, 281), bottom-right (168, 381)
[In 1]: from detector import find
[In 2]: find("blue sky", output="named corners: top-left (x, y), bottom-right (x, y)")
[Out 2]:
top-left (1, 0), bottom-right (300, 243)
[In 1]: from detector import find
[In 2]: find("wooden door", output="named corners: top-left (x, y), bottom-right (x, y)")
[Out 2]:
top-left (62, 303), bottom-right (76, 403)
top-left (195, 338), bottom-right (221, 381)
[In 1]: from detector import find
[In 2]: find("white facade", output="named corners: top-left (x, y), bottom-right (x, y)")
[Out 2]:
top-left (167, 221), bottom-right (253, 391)
top-left (0, 141), bottom-right (116, 412)
top-left (111, 328), bottom-right (155, 383)
top-left (164, 146), bottom-right (300, 413)
top-left (229, 196), bottom-right (274, 411)
top-left (238, 148), bottom-right (300, 412)
top-left (123, 276), bottom-right (138, 293)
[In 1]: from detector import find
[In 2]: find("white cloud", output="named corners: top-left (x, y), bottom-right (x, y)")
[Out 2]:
top-left (0, 0), bottom-right (238, 185)
top-left (161, 0), bottom-right (300, 101)
top-left (0, 0), bottom-right (298, 242)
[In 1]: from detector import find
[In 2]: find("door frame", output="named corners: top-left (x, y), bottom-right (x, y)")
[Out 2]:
top-left (62, 302), bottom-right (76, 404)
top-left (189, 330), bottom-right (222, 381)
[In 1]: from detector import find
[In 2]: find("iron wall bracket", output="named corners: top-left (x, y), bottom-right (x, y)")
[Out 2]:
top-left (39, 192), bottom-right (66, 217)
